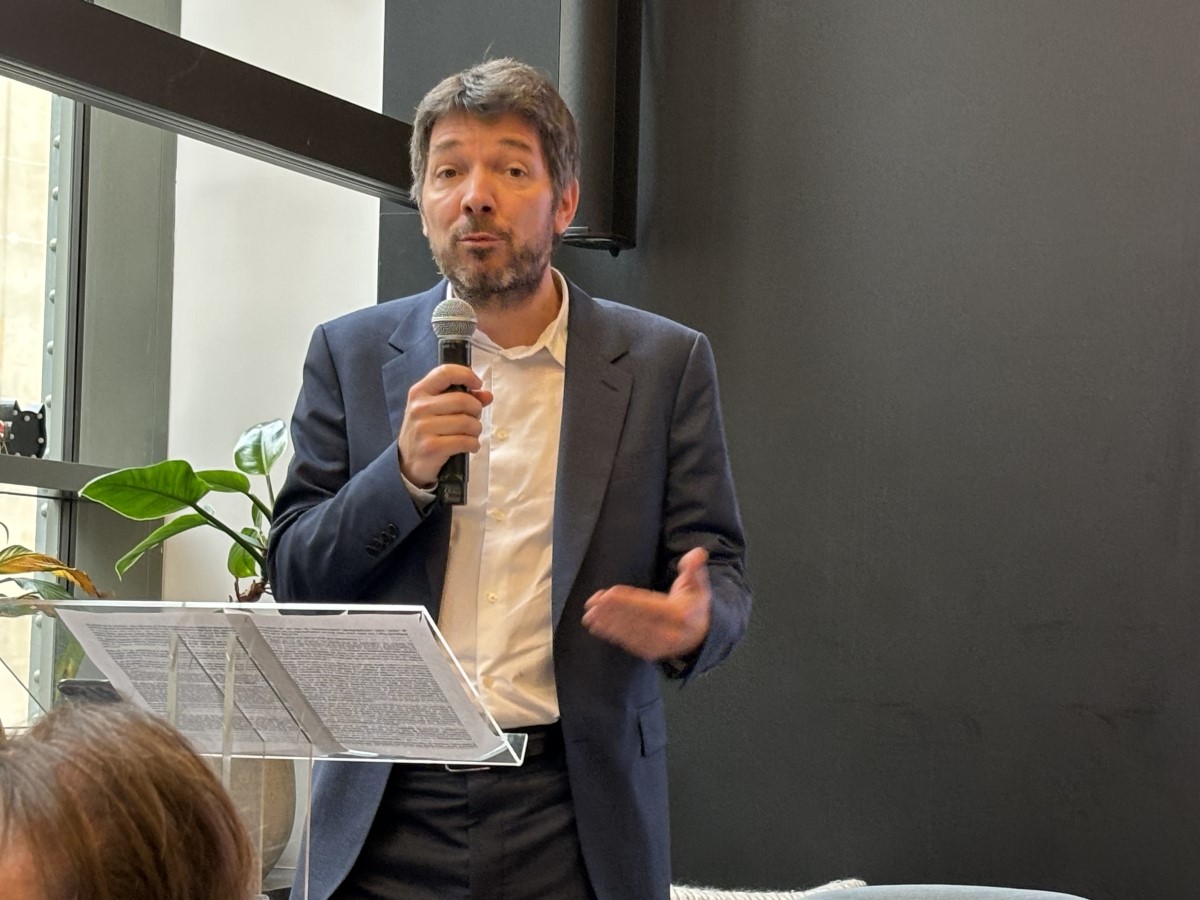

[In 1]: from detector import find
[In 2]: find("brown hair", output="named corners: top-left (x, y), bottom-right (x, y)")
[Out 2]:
top-left (0, 701), bottom-right (257, 900)
top-left (409, 57), bottom-right (581, 209)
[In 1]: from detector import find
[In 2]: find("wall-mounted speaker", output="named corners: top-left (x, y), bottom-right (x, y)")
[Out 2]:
top-left (558, 0), bottom-right (641, 254)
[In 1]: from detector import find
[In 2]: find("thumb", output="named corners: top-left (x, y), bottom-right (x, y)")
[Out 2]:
top-left (674, 547), bottom-right (710, 593)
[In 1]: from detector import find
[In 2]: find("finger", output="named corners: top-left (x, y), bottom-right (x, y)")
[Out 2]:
top-left (409, 393), bottom-right (488, 427)
top-left (583, 589), bottom-right (607, 612)
top-left (673, 547), bottom-right (710, 594)
top-left (416, 364), bottom-right (484, 395)
top-left (582, 588), bottom-right (674, 644)
top-left (419, 412), bottom-right (485, 438)
top-left (587, 585), bottom-right (660, 615)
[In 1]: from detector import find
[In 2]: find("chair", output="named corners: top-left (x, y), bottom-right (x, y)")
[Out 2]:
top-left (672, 881), bottom-right (868, 898)
top-left (670, 884), bottom-right (1092, 900)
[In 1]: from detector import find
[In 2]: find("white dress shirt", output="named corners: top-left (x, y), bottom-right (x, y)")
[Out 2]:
top-left (433, 271), bottom-right (568, 728)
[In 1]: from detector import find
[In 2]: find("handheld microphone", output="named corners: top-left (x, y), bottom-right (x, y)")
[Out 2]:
top-left (430, 298), bottom-right (478, 505)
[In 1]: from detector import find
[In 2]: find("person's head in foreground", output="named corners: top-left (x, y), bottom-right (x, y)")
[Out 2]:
top-left (0, 700), bottom-right (256, 900)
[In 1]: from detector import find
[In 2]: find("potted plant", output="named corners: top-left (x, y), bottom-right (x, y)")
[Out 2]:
top-left (80, 419), bottom-right (288, 601)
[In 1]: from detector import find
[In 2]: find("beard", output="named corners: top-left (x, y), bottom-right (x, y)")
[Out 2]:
top-left (429, 216), bottom-right (556, 311)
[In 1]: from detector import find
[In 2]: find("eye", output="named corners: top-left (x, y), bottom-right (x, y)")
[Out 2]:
top-left (433, 166), bottom-right (458, 180)
top-left (506, 166), bottom-right (527, 178)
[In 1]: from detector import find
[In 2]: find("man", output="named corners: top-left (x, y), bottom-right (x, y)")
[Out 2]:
top-left (269, 58), bottom-right (751, 900)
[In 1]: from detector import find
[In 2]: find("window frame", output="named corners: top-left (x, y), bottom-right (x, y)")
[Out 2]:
top-left (0, 0), bottom-right (414, 596)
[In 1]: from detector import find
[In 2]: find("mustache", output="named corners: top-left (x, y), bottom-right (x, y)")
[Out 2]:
top-left (452, 219), bottom-right (512, 242)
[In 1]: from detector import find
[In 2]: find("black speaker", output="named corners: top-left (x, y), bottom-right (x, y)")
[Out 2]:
top-left (558, 0), bottom-right (642, 254)
top-left (0, 400), bottom-right (47, 458)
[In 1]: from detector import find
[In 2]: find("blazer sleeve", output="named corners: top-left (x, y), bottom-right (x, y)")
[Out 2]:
top-left (661, 331), bottom-right (752, 680)
top-left (267, 324), bottom-right (431, 603)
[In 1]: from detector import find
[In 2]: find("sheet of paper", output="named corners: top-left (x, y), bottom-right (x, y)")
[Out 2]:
top-left (56, 610), bottom-right (332, 755)
top-left (239, 611), bottom-right (509, 761)
top-left (56, 607), bottom-right (511, 763)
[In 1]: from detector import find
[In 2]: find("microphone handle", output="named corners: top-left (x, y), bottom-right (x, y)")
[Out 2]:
top-left (437, 338), bottom-right (471, 505)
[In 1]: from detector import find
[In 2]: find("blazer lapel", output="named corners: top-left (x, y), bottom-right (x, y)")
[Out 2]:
top-left (552, 285), bottom-right (632, 628)
top-left (382, 285), bottom-right (443, 437)
top-left (379, 283), bottom-right (451, 609)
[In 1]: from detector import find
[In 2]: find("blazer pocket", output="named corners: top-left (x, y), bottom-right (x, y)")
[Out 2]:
top-left (638, 699), bottom-right (668, 756)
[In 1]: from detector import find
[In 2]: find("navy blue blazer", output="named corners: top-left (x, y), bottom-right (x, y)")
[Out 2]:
top-left (268, 280), bottom-right (751, 900)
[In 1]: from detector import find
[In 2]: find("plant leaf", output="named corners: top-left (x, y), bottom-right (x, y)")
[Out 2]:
top-left (81, 460), bottom-right (211, 520)
top-left (227, 526), bottom-right (266, 580)
top-left (53, 629), bottom-right (86, 692)
top-left (0, 546), bottom-right (99, 596)
top-left (243, 526), bottom-right (267, 549)
top-left (234, 419), bottom-right (288, 477)
top-left (227, 543), bottom-right (258, 579)
top-left (0, 544), bottom-right (35, 569)
top-left (1, 576), bottom-right (76, 599)
top-left (114, 514), bottom-right (207, 578)
top-left (197, 469), bottom-right (252, 494)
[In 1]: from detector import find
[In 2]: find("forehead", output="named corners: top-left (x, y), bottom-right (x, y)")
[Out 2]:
top-left (426, 111), bottom-right (545, 161)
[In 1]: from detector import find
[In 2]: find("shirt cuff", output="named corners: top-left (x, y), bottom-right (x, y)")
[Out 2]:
top-left (399, 466), bottom-right (437, 512)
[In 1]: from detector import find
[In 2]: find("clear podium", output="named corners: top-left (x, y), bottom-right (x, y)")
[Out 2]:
top-left (0, 599), bottom-right (527, 899)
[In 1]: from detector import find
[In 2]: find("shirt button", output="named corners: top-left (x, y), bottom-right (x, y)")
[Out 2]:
top-left (490, 509), bottom-right (506, 522)
top-left (496, 428), bottom-right (509, 441)
top-left (486, 592), bottom-right (498, 604)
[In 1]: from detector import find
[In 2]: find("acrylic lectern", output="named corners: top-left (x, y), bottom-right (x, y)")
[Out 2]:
top-left (0, 599), bottom-right (527, 899)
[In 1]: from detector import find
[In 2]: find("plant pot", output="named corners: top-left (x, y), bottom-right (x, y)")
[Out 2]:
top-left (208, 755), bottom-right (297, 878)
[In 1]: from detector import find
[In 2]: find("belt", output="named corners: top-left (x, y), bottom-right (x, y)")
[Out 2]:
top-left (508, 722), bottom-right (564, 760)
top-left (441, 722), bottom-right (563, 772)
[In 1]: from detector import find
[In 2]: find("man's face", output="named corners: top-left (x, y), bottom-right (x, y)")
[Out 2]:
top-left (419, 111), bottom-right (578, 308)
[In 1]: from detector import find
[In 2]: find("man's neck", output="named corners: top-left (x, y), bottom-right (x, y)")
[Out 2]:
top-left (472, 268), bottom-right (562, 349)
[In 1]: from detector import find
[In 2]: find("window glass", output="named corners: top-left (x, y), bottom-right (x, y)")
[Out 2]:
top-left (0, 486), bottom-right (48, 728)
top-left (95, 0), bottom-right (384, 112)
top-left (0, 76), bottom-right (58, 458)
top-left (180, 0), bottom-right (383, 111)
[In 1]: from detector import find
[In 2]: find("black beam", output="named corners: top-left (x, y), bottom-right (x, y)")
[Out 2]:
top-left (0, 0), bottom-right (414, 206)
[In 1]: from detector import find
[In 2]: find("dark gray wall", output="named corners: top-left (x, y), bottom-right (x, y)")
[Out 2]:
top-left (382, 4), bottom-right (1200, 899)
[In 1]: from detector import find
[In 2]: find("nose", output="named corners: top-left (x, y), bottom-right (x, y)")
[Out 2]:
top-left (460, 168), bottom-right (495, 216)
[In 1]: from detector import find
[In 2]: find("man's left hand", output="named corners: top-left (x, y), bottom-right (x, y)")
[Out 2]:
top-left (581, 547), bottom-right (712, 661)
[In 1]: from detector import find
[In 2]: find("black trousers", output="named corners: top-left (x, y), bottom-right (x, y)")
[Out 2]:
top-left (331, 736), bottom-right (596, 900)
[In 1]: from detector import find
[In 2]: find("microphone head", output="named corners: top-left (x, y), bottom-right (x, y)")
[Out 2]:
top-left (431, 298), bottom-right (477, 341)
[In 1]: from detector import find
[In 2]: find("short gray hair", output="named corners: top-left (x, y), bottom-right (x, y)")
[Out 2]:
top-left (409, 58), bottom-right (581, 209)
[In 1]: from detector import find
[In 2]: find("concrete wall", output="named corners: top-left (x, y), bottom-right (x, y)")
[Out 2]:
top-left (382, 3), bottom-right (1200, 899)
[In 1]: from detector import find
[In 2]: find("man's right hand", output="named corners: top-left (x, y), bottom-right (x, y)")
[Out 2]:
top-left (396, 364), bottom-right (493, 488)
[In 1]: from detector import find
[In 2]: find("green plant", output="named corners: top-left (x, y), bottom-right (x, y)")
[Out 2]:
top-left (80, 419), bottom-right (288, 602)
top-left (0, 523), bottom-right (100, 601)
top-left (1, 525), bottom-right (102, 721)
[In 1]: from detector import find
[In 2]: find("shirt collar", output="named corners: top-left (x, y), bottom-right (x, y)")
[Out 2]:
top-left (445, 269), bottom-right (569, 366)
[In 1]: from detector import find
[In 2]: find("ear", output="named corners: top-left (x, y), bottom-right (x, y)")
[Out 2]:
top-left (419, 207), bottom-right (429, 238)
top-left (554, 178), bottom-right (580, 234)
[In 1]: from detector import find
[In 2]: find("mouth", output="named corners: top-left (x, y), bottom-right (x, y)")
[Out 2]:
top-left (455, 227), bottom-right (509, 248)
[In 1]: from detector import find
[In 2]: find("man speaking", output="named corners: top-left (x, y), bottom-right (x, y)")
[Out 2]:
top-left (269, 58), bottom-right (752, 900)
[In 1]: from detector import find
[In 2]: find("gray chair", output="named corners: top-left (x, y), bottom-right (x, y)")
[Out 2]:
top-left (670, 882), bottom-right (1092, 899)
